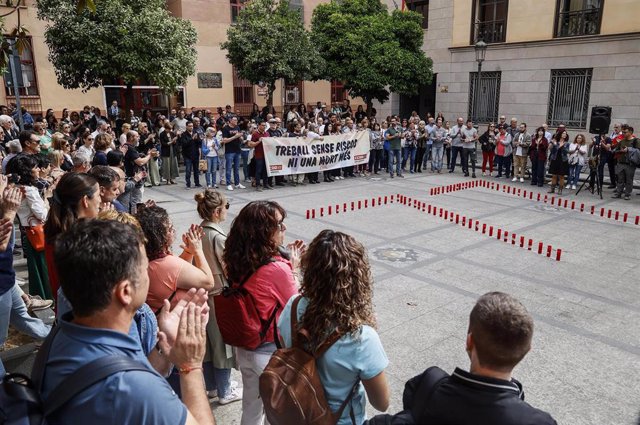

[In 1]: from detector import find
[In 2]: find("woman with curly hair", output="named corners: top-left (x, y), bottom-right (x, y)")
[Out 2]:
top-left (223, 200), bottom-right (302, 425)
top-left (277, 230), bottom-right (389, 424)
top-left (135, 205), bottom-right (214, 313)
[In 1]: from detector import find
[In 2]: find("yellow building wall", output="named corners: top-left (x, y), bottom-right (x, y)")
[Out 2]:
top-left (601, 0), bottom-right (640, 35)
top-left (0, 6), bottom-right (104, 115)
top-left (451, 0), bottom-right (473, 47)
top-left (506, 0), bottom-right (555, 42)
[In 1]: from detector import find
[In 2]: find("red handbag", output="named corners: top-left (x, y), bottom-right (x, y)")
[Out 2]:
top-left (26, 216), bottom-right (45, 252)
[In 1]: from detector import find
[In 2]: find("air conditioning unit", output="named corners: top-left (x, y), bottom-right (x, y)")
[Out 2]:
top-left (286, 88), bottom-right (299, 104)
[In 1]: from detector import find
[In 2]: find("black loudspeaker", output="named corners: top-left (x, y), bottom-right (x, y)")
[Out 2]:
top-left (589, 106), bottom-right (611, 134)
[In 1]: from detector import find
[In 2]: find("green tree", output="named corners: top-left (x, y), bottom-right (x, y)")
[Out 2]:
top-left (36, 0), bottom-right (197, 120)
top-left (312, 0), bottom-right (433, 115)
top-left (222, 0), bottom-right (323, 109)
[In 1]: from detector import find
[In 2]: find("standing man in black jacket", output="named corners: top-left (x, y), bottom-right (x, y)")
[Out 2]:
top-left (180, 121), bottom-right (202, 189)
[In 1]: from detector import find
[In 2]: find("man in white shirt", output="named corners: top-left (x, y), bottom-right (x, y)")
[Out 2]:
top-left (460, 119), bottom-right (479, 178)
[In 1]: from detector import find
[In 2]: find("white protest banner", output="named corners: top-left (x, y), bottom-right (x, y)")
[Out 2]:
top-left (262, 130), bottom-right (370, 177)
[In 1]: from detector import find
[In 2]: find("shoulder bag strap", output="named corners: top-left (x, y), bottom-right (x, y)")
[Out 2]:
top-left (290, 294), bottom-right (304, 348)
top-left (410, 367), bottom-right (449, 421)
top-left (33, 325), bottom-right (62, 392)
top-left (44, 356), bottom-right (154, 416)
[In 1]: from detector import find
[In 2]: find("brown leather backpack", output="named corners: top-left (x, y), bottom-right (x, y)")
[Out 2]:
top-left (259, 295), bottom-right (359, 425)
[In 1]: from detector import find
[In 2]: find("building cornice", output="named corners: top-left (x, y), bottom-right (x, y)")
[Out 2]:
top-left (448, 31), bottom-right (640, 53)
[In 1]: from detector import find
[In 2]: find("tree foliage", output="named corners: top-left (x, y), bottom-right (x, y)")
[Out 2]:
top-left (222, 0), bottom-right (323, 107)
top-left (311, 0), bottom-right (433, 111)
top-left (36, 0), bottom-right (197, 97)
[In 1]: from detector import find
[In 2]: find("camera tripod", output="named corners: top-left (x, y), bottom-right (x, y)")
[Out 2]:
top-left (575, 162), bottom-right (603, 199)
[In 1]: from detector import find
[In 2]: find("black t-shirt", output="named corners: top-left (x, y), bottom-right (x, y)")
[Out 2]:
top-left (124, 145), bottom-right (142, 177)
top-left (222, 126), bottom-right (242, 154)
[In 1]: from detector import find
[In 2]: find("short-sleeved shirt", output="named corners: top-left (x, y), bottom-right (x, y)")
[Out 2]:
top-left (124, 145), bottom-right (142, 177)
top-left (386, 127), bottom-right (402, 150)
top-left (41, 314), bottom-right (186, 425)
top-left (252, 130), bottom-right (269, 159)
top-left (278, 295), bottom-right (389, 425)
top-left (461, 127), bottom-right (478, 149)
top-left (146, 255), bottom-right (187, 312)
top-left (243, 256), bottom-right (297, 345)
top-left (222, 125), bottom-right (242, 154)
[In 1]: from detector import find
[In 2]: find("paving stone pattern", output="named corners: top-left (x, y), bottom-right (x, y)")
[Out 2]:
top-left (150, 172), bottom-right (640, 425)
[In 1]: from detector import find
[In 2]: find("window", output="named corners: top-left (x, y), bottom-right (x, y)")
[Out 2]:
top-left (547, 69), bottom-right (592, 128)
top-left (555, 0), bottom-right (603, 38)
top-left (471, 0), bottom-right (508, 44)
top-left (468, 71), bottom-right (501, 123)
top-left (406, 0), bottom-right (429, 29)
top-left (230, 0), bottom-right (246, 22)
top-left (232, 67), bottom-right (253, 105)
top-left (3, 37), bottom-right (39, 97)
top-left (331, 80), bottom-right (346, 103)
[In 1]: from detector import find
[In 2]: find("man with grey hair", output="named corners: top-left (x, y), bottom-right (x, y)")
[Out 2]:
top-left (2, 139), bottom-right (22, 173)
top-left (0, 115), bottom-right (18, 151)
top-left (91, 120), bottom-right (109, 139)
top-left (72, 152), bottom-right (92, 173)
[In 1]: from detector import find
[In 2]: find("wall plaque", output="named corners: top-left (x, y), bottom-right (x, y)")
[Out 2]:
top-left (197, 73), bottom-right (222, 88)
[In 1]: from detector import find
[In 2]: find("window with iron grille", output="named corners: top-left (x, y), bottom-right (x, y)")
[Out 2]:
top-left (230, 0), bottom-right (246, 22)
top-left (547, 69), bottom-right (592, 128)
top-left (468, 71), bottom-right (501, 124)
top-left (555, 0), bottom-right (603, 38)
top-left (232, 67), bottom-right (254, 105)
top-left (331, 80), bottom-right (346, 103)
top-left (471, 0), bottom-right (508, 44)
top-left (406, 0), bottom-right (429, 29)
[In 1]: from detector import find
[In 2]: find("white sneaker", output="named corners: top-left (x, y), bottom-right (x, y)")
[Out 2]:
top-left (572, 184), bottom-right (577, 190)
top-left (227, 185), bottom-right (233, 191)
top-left (512, 177), bottom-right (517, 182)
top-left (236, 183), bottom-right (246, 189)
top-left (218, 387), bottom-right (243, 405)
top-left (482, 172), bottom-right (486, 177)
top-left (520, 178), bottom-right (524, 183)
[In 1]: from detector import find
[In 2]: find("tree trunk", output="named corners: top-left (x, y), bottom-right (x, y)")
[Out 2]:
top-left (124, 82), bottom-right (134, 124)
top-left (366, 96), bottom-right (373, 119)
top-left (266, 82), bottom-right (275, 110)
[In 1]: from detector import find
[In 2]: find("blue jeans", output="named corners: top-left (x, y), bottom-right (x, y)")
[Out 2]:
top-left (255, 158), bottom-right (269, 188)
top-left (496, 155), bottom-right (512, 178)
top-left (403, 146), bottom-right (417, 172)
top-left (569, 164), bottom-right (582, 186)
top-left (204, 363), bottom-right (232, 398)
top-left (450, 146), bottom-right (463, 171)
top-left (225, 152), bottom-right (241, 186)
top-left (0, 284), bottom-right (52, 376)
top-left (241, 150), bottom-right (250, 181)
top-left (423, 144), bottom-right (433, 168)
top-left (205, 156), bottom-right (219, 187)
top-left (184, 158), bottom-right (200, 187)
top-left (432, 144), bottom-right (444, 171)
top-left (389, 149), bottom-right (402, 176)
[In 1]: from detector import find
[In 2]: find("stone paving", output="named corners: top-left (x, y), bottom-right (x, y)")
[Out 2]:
top-left (148, 170), bottom-right (640, 425)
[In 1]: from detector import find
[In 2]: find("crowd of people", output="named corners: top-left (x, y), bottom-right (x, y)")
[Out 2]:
top-left (1, 100), bottom-right (637, 425)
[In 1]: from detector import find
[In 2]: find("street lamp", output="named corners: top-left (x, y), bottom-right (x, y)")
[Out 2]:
top-left (473, 40), bottom-right (487, 123)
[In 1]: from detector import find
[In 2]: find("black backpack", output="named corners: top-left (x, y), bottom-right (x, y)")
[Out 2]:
top-left (0, 325), bottom-right (153, 425)
top-left (365, 367), bottom-right (449, 425)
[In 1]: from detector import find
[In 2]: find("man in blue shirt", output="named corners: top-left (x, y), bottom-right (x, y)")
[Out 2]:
top-left (42, 220), bottom-right (215, 425)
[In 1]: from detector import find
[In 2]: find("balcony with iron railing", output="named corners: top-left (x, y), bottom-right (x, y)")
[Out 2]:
top-left (473, 19), bottom-right (506, 44)
top-left (556, 8), bottom-right (601, 37)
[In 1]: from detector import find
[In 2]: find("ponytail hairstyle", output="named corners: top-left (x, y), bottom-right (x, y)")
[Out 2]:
top-left (44, 172), bottom-right (99, 243)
